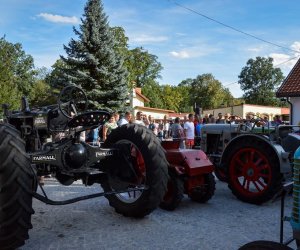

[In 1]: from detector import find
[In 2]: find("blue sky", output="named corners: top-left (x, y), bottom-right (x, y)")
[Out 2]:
top-left (1, 0), bottom-right (300, 97)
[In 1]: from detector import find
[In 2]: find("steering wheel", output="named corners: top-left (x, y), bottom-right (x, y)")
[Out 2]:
top-left (58, 86), bottom-right (88, 119)
top-left (238, 123), bottom-right (252, 132)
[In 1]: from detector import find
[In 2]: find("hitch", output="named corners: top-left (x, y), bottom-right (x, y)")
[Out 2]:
top-left (32, 186), bottom-right (148, 205)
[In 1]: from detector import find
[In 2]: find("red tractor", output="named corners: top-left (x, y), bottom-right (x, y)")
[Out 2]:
top-left (159, 139), bottom-right (215, 211)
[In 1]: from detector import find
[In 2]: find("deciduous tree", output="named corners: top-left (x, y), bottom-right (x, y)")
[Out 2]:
top-left (0, 37), bottom-right (35, 110)
top-left (181, 74), bottom-right (234, 110)
top-left (238, 57), bottom-right (284, 106)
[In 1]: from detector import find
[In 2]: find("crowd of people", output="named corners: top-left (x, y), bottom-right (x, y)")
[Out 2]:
top-left (82, 111), bottom-right (285, 149)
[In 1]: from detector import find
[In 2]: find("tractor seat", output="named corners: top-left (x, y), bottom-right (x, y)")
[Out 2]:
top-left (67, 111), bottom-right (110, 128)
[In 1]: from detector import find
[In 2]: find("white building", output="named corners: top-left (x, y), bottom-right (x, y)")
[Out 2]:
top-left (130, 88), bottom-right (174, 120)
top-left (203, 104), bottom-right (289, 122)
top-left (277, 59), bottom-right (300, 125)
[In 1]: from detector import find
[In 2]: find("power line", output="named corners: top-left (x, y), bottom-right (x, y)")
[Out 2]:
top-left (223, 55), bottom-right (300, 87)
top-left (167, 0), bottom-right (300, 54)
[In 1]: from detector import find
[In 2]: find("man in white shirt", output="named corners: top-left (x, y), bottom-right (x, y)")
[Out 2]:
top-left (118, 112), bottom-right (132, 126)
top-left (184, 113), bottom-right (195, 149)
top-left (134, 111), bottom-right (149, 126)
top-left (163, 115), bottom-right (170, 138)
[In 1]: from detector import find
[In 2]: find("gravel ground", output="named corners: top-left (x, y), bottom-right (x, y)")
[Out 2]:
top-left (21, 178), bottom-right (295, 250)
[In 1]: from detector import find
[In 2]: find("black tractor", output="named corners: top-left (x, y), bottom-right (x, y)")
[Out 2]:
top-left (0, 86), bottom-right (168, 249)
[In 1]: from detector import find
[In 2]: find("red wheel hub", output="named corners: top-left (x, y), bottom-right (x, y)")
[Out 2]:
top-left (229, 147), bottom-right (272, 196)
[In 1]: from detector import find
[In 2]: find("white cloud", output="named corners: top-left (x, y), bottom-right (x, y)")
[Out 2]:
top-left (37, 13), bottom-right (79, 24)
top-left (291, 41), bottom-right (300, 55)
top-left (169, 45), bottom-right (219, 59)
top-left (269, 41), bottom-right (300, 70)
top-left (131, 34), bottom-right (168, 44)
top-left (170, 50), bottom-right (191, 59)
top-left (270, 53), bottom-right (298, 69)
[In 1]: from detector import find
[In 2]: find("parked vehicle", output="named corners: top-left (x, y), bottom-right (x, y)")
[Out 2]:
top-left (200, 120), bottom-right (300, 204)
top-left (0, 86), bottom-right (168, 249)
top-left (159, 139), bottom-right (215, 211)
top-left (239, 146), bottom-right (300, 250)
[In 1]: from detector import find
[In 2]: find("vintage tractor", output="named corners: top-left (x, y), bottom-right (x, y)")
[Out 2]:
top-left (200, 121), bottom-right (300, 204)
top-left (159, 139), bottom-right (215, 211)
top-left (0, 86), bottom-right (168, 249)
top-left (239, 145), bottom-right (300, 250)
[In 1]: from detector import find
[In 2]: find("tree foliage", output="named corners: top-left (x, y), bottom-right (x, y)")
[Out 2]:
top-left (142, 81), bottom-right (164, 109)
top-left (0, 37), bottom-right (36, 110)
top-left (110, 26), bottom-right (129, 57)
top-left (60, 0), bottom-right (128, 110)
top-left (180, 74), bottom-right (235, 110)
top-left (125, 47), bottom-right (163, 89)
top-left (238, 56), bottom-right (284, 106)
top-left (45, 59), bottom-right (70, 91)
top-left (29, 67), bottom-right (57, 107)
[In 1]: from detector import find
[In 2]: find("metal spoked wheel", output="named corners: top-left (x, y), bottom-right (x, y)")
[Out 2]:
top-left (230, 147), bottom-right (272, 195)
top-left (227, 137), bottom-right (282, 204)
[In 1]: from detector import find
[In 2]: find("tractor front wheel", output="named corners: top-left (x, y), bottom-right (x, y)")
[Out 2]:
top-left (0, 124), bottom-right (37, 250)
top-left (189, 173), bottom-right (216, 203)
top-left (159, 171), bottom-right (184, 211)
top-left (227, 137), bottom-right (282, 204)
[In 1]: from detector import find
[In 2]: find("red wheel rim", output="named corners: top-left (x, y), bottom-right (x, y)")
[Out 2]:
top-left (110, 141), bottom-right (147, 203)
top-left (229, 147), bottom-right (272, 196)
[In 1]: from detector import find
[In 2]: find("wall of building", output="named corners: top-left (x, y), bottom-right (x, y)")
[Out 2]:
top-left (131, 94), bottom-right (145, 107)
top-left (203, 104), bottom-right (287, 119)
top-left (133, 108), bottom-right (170, 120)
top-left (242, 105), bottom-right (281, 119)
top-left (291, 97), bottom-right (300, 125)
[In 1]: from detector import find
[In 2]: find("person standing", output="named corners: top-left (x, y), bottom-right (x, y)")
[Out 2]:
top-left (113, 112), bottom-right (120, 124)
top-left (184, 113), bottom-right (195, 149)
top-left (118, 111), bottom-right (132, 126)
top-left (86, 127), bottom-right (99, 145)
top-left (208, 114), bottom-right (215, 123)
top-left (163, 115), bottom-right (170, 139)
top-left (203, 114), bottom-right (209, 124)
top-left (148, 115), bottom-right (158, 135)
top-left (170, 117), bottom-right (185, 149)
top-left (102, 115), bottom-right (118, 141)
top-left (216, 113), bottom-right (225, 124)
top-left (134, 111), bottom-right (149, 126)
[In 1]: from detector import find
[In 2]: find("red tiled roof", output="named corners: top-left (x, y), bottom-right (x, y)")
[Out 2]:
top-left (276, 58), bottom-right (300, 97)
top-left (134, 106), bottom-right (175, 113)
top-left (135, 88), bottom-right (150, 102)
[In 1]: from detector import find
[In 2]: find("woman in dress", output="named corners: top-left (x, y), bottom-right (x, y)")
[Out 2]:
top-left (102, 115), bottom-right (118, 141)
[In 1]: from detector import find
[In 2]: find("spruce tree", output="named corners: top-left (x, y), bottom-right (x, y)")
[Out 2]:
top-left (61, 0), bottom-right (128, 110)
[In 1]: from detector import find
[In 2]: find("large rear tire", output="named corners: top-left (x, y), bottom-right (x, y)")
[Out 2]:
top-left (101, 124), bottom-right (168, 218)
top-left (227, 137), bottom-right (282, 204)
top-left (239, 240), bottom-right (293, 250)
top-left (0, 124), bottom-right (37, 249)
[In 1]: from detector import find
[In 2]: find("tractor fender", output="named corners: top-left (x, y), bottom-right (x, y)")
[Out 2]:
top-left (221, 134), bottom-right (291, 174)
